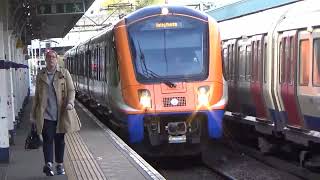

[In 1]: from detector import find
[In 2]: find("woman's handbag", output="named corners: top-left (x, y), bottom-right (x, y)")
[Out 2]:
top-left (25, 123), bottom-right (43, 150)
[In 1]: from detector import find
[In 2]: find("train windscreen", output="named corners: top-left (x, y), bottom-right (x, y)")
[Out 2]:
top-left (127, 16), bottom-right (208, 82)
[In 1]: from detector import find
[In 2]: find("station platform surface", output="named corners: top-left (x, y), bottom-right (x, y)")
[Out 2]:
top-left (0, 96), bottom-right (164, 180)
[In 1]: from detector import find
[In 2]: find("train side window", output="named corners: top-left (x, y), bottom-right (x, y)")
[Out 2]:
top-left (94, 48), bottom-right (98, 80)
top-left (239, 46), bottom-right (246, 80)
top-left (231, 44), bottom-right (234, 80)
top-left (222, 48), bottom-right (228, 80)
top-left (313, 38), bottom-right (320, 86)
top-left (104, 44), bottom-right (109, 82)
top-left (79, 54), bottom-right (82, 76)
top-left (233, 44), bottom-right (237, 80)
top-left (288, 37), bottom-right (293, 84)
top-left (229, 44), bottom-right (233, 80)
top-left (82, 53), bottom-right (85, 76)
top-left (263, 43), bottom-right (267, 83)
top-left (98, 47), bottom-right (101, 81)
top-left (110, 37), bottom-right (120, 86)
top-left (252, 41), bottom-right (256, 82)
top-left (100, 47), bottom-right (104, 81)
top-left (286, 39), bottom-right (291, 83)
top-left (87, 51), bottom-right (90, 77)
top-left (226, 45), bottom-right (230, 80)
top-left (245, 45), bottom-right (252, 81)
top-left (69, 58), bottom-right (71, 72)
top-left (279, 41), bottom-right (285, 84)
top-left (299, 39), bottom-right (310, 86)
top-left (75, 56), bottom-right (77, 75)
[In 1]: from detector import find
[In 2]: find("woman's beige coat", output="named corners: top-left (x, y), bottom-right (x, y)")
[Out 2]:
top-left (31, 66), bottom-right (81, 135)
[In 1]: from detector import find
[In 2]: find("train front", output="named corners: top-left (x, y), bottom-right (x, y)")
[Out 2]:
top-left (113, 6), bottom-right (227, 151)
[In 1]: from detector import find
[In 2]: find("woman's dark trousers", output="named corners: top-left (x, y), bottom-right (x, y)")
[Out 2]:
top-left (42, 119), bottom-right (65, 164)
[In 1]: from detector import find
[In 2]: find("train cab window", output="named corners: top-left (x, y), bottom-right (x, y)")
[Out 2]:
top-left (313, 38), bottom-right (320, 86)
top-left (299, 39), bottom-right (310, 86)
top-left (263, 43), bottom-right (267, 83)
top-left (127, 16), bottom-right (208, 82)
top-left (245, 45), bottom-right (252, 81)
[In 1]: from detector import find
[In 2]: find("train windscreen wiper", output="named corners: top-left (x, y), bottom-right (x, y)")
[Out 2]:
top-left (137, 41), bottom-right (176, 88)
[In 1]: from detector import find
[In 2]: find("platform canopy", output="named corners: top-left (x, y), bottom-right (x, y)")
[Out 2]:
top-left (9, 0), bottom-right (95, 44)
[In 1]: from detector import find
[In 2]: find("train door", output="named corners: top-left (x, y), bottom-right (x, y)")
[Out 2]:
top-left (298, 28), bottom-right (320, 131)
top-left (235, 39), bottom-right (246, 115)
top-left (251, 35), bottom-right (268, 121)
top-left (226, 40), bottom-right (238, 112)
top-left (243, 40), bottom-right (254, 115)
top-left (280, 30), bottom-right (303, 128)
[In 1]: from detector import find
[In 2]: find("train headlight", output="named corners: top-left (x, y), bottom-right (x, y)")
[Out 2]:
top-left (197, 86), bottom-right (210, 106)
top-left (138, 89), bottom-right (152, 109)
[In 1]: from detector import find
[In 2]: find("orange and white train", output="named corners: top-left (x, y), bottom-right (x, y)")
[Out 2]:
top-left (64, 5), bottom-right (227, 153)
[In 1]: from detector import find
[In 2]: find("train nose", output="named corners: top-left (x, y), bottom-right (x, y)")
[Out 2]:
top-left (167, 122), bottom-right (187, 135)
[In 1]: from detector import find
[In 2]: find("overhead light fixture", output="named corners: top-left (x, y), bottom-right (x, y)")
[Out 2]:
top-left (161, 7), bottom-right (169, 15)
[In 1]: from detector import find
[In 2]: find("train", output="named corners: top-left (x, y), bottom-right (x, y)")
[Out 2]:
top-left (219, 0), bottom-right (320, 166)
top-left (64, 5), bottom-right (227, 155)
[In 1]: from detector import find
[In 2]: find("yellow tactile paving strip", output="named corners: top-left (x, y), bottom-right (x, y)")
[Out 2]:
top-left (64, 132), bottom-right (107, 180)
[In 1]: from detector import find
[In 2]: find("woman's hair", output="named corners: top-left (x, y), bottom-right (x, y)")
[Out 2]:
top-left (45, 49), bottom-right (58, 58)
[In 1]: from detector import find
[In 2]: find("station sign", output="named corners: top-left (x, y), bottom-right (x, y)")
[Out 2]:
top-left (37, 2), bottom-right (85, 15)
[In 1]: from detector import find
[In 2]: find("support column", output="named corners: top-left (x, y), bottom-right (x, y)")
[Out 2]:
top-left (0, 8), bottom-right (10, 163)
top-left (6, 32), bottom-right (15, 140)
top-left (4, 0), bottom-right (16, 146)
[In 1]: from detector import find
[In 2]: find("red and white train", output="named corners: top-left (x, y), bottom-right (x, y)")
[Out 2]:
top-left (220, 0), bottom-right (320, 163)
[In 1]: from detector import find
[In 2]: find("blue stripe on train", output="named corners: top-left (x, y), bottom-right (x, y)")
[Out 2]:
top-left (268, 109), bottom-right (287, 130)
top-left (0, 147), bottom-right (9, 163)
top-left (206, 110), bottom-right (224, 139)
top-left (304, 115), bottom-right (320, 131)
top-left (128, 114), bottom-right (144, 143)
top-left (127, 110), bottom-right (225, 143)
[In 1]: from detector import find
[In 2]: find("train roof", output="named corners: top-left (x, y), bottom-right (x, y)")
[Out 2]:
top-left (219, 0), bottom-right (320, 40)
top-left (124, 5), bottom-right (209, 25)
top-left (276, 0), bottom-right (320, 32)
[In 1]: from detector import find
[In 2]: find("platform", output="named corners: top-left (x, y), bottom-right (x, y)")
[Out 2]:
top-left (0, 97), bottom-right (164, 180)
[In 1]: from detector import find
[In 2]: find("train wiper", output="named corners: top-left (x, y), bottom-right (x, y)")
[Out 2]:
top-left (137, 41), bottom-right (176, 88)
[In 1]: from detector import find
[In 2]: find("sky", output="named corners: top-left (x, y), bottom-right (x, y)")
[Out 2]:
top-left (86, 0), bottom-right (241, 15)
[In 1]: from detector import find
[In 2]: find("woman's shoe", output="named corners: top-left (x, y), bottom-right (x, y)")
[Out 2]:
top-left (43, 163), bottom-right (54, 176)
top-left (56, 164), bottom-right (65, 175)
